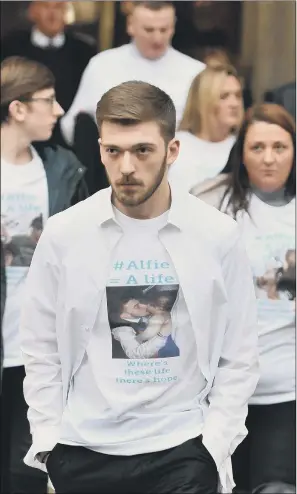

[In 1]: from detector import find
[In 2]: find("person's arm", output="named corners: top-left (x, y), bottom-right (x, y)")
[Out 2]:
top-left (64, 151), bottom-right (90, 206)
top-left (60, 56), bottom-right (100, 146)
top-left (112, 326), bottom-right (167, 358)
top-left (20, 219), bottom-right (62, 462)
top-left (201, 228), bottom-right (259, 472)
top-left (71, 177), bottom-right (89, 206)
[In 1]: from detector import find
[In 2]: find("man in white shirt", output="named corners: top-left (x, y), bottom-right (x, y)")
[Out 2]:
top-left (21, 81), bottom-right (259, 494)
top-left (60, 1), bottom-right (205, 145)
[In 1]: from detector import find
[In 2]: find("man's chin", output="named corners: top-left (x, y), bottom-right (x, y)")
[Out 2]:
top-left (117, 192), bottom-right (142, 207)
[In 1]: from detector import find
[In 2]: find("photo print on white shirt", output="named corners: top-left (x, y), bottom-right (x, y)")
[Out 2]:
top-left (106, 283), bottom-right (180, 361)
top-left (1, 211), bottom-right (44, 269)
top-left (249, 234), bottom-right (295, 311)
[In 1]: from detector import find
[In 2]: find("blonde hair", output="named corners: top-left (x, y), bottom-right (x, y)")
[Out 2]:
top-left (179, 64), bottom-right (243, 136)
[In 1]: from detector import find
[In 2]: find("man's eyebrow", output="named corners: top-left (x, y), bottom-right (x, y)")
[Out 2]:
top-left (101, 142), bottom-right (157, 149)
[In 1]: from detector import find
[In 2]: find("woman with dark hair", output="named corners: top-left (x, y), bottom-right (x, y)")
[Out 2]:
top-left (191, 103), bottom-right (296, 493)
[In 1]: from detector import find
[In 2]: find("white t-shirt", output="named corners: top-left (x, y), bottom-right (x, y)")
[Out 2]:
top-left (169, 131), bottom-right (235, 192)
top-left (60, 208), bottom-right (206, 455)
top-left (236, 195), bottom-right (295, 404)
top-left (1, 147), bottom-right (49, 367)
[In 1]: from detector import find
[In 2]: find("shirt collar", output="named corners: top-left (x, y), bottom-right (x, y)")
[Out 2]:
top-left (94, 185), bottom-right (186, 231)
top-left (31, 28), bottom-right (65, 48)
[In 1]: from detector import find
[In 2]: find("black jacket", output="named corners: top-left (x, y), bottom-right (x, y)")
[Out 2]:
top-left (33, 143), bottom-right (88, 213)
top-left (1, 144), bottom-right (88, 365)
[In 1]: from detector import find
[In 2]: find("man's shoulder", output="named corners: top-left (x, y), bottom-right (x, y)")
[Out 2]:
top-left (170, 48), bottom-right (205, 74)
top-left (87, 44), bottom-right (130, 68)
top-left (188, 193), bottom-right (235, 228)
top-left (183, 193), bottom-right (238, 252)
top-left (3, 29), bottom-right (30, 44)
top-left (46, 187), bottom-right (109, 236)
top-left (2, 30), bottom-right (31, 56)
top-left (34, 144), bottom-right (84, 172)
top-left (67, 31), bottom-right (96, 47)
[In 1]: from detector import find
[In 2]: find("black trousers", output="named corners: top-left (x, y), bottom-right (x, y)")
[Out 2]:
top-left (1, 366), bottom-right (48, 494)
top-left (47, 435), bottom-right (218, 494)
top-left (232, 401), bottom-right (296, 493)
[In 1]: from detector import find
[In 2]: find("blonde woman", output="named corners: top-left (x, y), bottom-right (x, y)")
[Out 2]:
top-left (169, 64), bottom-right (243, 192)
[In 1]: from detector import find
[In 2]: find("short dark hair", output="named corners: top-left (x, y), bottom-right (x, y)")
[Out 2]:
top-left (96, 80), bottom-right (176, 143)
top-left (1, 56), bottom-right (55, 124)
top-left (133, 2), bottom-right (174, 10)
top-left (30, 214), bottom-right (43, 231)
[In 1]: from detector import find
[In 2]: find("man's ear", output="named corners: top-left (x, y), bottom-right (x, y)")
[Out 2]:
top-left (167, 138), bottom-right (180, 168)
top-left (120, 311), bottom-right (129, 320)
top-left (126, 13), bottom-right (134, 37)
top-left (8, 100), bottom-right (27, 123)
top-left (28, 2), bottom-right (37, 23)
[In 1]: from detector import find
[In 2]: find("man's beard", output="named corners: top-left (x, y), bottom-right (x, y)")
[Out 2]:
top-left (109, 155), bottom-right (168, 208)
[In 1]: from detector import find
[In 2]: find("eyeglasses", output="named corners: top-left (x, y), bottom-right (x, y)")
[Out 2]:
top-left (19, 95), bottom-right (57, 107)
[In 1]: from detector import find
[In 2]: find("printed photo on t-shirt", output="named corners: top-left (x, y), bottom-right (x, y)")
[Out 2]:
top-left (1, 213), bottom-right (44, 268)
top-left (254, 248), bottom-right (296, 302)
top-left (106, 284), bottom-right (180, 359)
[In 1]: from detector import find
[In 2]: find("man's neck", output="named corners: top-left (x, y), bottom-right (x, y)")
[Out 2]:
top-left (130, 40), bottom-right (170, 62)
top-left (1, 125), bottom-right (33, 165)
top-left (113, 180), bottom-right (171, 220)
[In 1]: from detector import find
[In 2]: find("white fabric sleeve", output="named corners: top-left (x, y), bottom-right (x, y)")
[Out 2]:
top-left (60, 56), bottom-right (101, 145)
top-left (20, 218), bottom-right (62, 469)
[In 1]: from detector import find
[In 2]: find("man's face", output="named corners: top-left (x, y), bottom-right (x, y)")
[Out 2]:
top-left (128, 5), bottom-right (175, 60)
top-left (29, 1), bottom-right (66, 38)
top-left (11, 88), bottom-right (64, 142)
top-left (100, 121), bottom-right (179, 209)
top-left (123, 299), bottom-right (149, 318)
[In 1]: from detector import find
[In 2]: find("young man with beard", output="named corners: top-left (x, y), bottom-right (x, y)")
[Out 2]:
top-left (21, 81), bottom-right (259, 494)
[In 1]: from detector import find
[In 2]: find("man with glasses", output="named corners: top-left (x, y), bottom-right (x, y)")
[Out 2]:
top-left (0, 56), bottom-right (88, 494)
